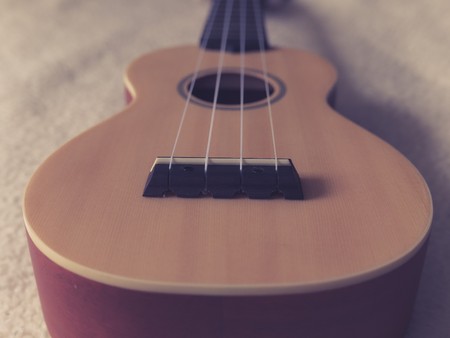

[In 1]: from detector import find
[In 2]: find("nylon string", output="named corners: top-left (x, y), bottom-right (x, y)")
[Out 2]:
top-left (239, 0), bottom-right (247, 172)
top-left (168, 0), bottom-right (221, 169)
top-left (252, 0), bottom-right (279, 170)
top-left (204, 0), bottom-right (235, 173)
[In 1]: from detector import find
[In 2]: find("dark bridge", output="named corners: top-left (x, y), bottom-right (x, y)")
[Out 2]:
top-left (143, 157), bottom-right (303, 200)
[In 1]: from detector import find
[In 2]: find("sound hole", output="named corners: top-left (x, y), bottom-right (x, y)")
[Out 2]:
top-left (189, 73), bottom-right (274, 105)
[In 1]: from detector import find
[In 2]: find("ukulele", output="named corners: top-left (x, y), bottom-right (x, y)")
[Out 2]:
top-left (23, 1), bottom-right (432, 337)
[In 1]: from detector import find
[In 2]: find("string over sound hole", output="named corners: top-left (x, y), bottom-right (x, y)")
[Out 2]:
top-left (178, 68), bottom-right (286, 110)
top-left (189, 72), bottom-right (274, 105)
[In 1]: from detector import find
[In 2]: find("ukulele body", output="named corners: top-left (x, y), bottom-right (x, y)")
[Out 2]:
top-left (28, 236), bottom-right (428, 338)
top-left (24, 46), bottom-right (432, 338)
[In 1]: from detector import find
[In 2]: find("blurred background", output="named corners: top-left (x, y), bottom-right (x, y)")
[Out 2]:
top-left (1, 0), bottom-right (449, 336)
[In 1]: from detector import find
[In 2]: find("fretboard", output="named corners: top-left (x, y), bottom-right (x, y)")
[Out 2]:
top-left (200, 0), bottom-right (270, 52)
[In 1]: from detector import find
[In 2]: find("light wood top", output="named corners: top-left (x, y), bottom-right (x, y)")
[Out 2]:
top-left (23, 46), bottom-right (432, 295)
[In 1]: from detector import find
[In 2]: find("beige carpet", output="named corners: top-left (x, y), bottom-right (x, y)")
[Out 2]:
top-left (1, 0), bottom-right (449, 336)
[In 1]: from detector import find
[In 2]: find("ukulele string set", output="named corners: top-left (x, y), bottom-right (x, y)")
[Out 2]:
top-left (143, 0), bottom-right (303, 199)
top-left (168, 0), bottom-right (279, 174)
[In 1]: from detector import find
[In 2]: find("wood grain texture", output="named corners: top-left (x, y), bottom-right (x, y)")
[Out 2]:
top-left (23, 46), bottom-right (432, 294)
top-left (28, 234), bottom-right (429, 338)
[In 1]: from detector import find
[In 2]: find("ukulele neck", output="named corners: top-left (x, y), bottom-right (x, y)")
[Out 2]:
top-left (200, 0), bottom-right (270, 52)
